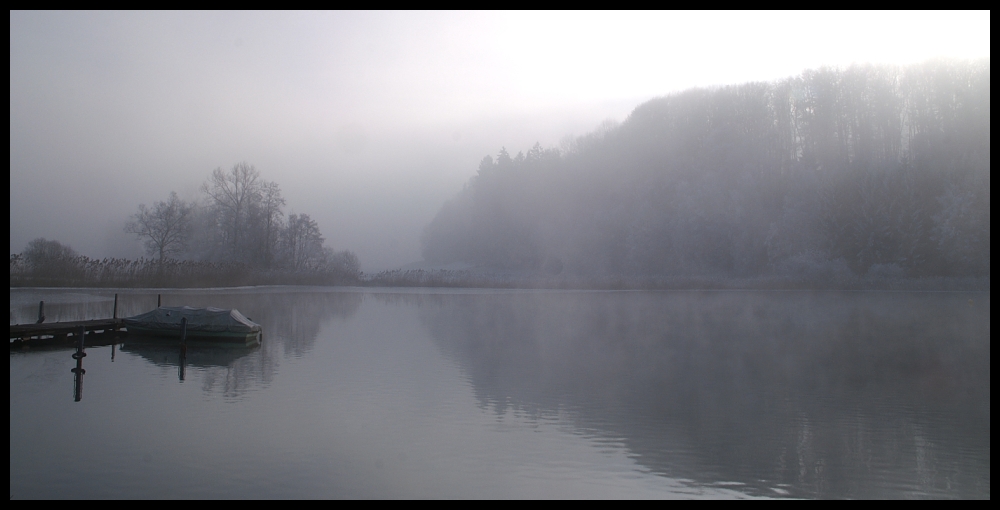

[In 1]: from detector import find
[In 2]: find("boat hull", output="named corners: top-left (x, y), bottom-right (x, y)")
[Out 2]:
top-left (124, 325), bottom-right (262, 346)
top-left (122, 307), bottom-right (263, 347)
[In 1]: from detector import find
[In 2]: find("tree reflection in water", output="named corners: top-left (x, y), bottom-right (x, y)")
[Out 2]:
top-left (11, 288), bottom-right (990, 498)
top-left (412, 290), bottom-right (990, 499)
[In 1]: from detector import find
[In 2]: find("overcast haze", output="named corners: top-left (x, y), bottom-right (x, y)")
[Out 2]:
top-left (9, 11), bottom-right (990, 271)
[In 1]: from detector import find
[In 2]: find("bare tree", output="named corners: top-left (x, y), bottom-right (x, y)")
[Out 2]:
top-left (125, 191), bottom-right (193, 262)
top-left (282, 213), bottom-right (324, 271)
top-left (252, 180), bottom-right (285, 268)
top-left (319, 247), bottom-right (361, 277)
top-left (22, 238), bottom-right (81, 279)
top-left (202, 162), bottom-right (261, 261)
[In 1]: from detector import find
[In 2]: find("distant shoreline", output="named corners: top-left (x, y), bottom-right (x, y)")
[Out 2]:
top-left (10, 271), bottom-right (990, 293)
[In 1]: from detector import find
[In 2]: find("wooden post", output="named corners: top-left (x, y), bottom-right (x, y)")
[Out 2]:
top-left (178, 317), bottom-right (188, 380)
top-left (113, 293), bottom-right (118, 319)
top-left (71, 325), bottom-right (87, 402)
top-left (157, 294), bottom-right (162, 308)
top-left (180, 317), bottom-right (188, 359)
top-left (36, 301), bottom-right (45, 324)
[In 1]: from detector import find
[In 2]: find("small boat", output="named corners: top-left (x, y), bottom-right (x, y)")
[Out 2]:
top-left (123, 306), bottom-right (262, 346)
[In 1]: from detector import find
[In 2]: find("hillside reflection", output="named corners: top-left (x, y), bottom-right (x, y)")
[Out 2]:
top-left (416, 290), bottom-right (990, 498)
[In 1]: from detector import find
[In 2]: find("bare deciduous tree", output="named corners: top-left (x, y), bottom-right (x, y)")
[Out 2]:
top-left (23, 238), bottom-right (81, 279)
top-left (253, 180), bottom-right (285, 268)
top-left (202, 162), bottom-right (261, 261)
top-left (125, 191), bottom-right (193, 262)
top-left (283, 213), bottom-right (324, 271)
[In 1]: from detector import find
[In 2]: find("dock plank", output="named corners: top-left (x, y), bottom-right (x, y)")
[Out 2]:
top-left (10, 318), bottom-right (124, 339)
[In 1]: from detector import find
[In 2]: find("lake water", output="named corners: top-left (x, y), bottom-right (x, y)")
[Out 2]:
top-left (9, 287), bottom-right (990, 499)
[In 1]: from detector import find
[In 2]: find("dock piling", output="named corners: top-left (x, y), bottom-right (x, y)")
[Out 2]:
top-left (71, 325), bottom-right (87, 402)
top-left (180, 317), bottom-right (188, 359)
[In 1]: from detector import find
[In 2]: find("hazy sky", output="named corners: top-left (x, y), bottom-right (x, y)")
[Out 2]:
top-left (9, 11), bottom-right (990, 271)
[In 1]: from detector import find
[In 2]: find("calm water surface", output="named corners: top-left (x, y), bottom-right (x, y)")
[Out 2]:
top-left (9, 287), bottom-right (990, 498)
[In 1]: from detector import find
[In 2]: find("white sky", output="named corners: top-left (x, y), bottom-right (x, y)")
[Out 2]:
top-left (9, 11), bottom-right (991, 270)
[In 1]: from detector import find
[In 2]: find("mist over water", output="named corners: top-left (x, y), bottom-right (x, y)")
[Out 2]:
top-left (8, 11), bottom-right (991, 500)
top-left (10, 288), bottom-right (990, 498)
top-left (9, 12), bottom-right (990, 273)
top-left (418, 290), bottom-right (990, 497)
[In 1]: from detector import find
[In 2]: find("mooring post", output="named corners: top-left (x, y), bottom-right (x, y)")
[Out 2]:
top-left (72, 358), bottom-right (85, 402)
top-left (113, 293), bottom-right (118, 319)
top-left (180, 317), bottom-right (188, 359)
top-left (158, 294), bottom-right (162, 308)
top-left (178, 317), bottom-right (188, 380)
top-left (71, 325), bottom-right (87, 402)
top-left (36, 300), bottom-right (45, 324)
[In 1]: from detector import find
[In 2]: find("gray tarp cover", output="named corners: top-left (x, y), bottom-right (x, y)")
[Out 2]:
top-left (123, 306), bottom-right (260, 334)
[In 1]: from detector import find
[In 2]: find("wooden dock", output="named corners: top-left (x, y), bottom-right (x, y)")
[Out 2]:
top-left (10, 294), bottom-right (131, 345)
top-left (10, 318), bottom-right (124, 341)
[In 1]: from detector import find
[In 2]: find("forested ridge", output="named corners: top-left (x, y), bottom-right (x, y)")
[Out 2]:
top-left (423, 60), bottom-right (990, 284)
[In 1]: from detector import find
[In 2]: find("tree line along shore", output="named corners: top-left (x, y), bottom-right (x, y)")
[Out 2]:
top-left (422, 60), bottom-right (989, 285)
top-left (11, 60), bottom-right (989, 291)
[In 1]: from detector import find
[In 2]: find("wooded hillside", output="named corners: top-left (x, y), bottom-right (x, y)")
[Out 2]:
top-left (423, 60), bottom-right (990, 282)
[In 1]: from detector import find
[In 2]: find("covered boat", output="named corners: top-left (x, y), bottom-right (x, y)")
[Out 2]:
top-left (123, 306), bottom-right (262, 346)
